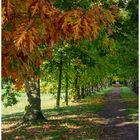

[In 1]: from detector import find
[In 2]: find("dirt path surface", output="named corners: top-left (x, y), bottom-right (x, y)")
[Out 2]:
top-left (99, 87), bottom-right (138, 140)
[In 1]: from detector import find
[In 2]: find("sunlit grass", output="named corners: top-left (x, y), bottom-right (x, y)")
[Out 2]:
top-left (2, 93), bottom-right (67, 116)
top-left (2, 87), bottom-right (112, 140)
top-left (125, 108), bottom-right (138, 123)
top-left (81, 87), bottom-right (113, 105)
top-left (2, 87), bottom-right (113, 116)
top-left (120, 87), bottom-right (137, 101)
top-left (120, 87), bottom-right (138, 122)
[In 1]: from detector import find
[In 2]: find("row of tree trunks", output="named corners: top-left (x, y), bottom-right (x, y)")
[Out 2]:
top-left (23, 75), bottom-right (111, 123)
top-left (73, 84), bottom-right (95, 99)
top-left (73, 74), bottom-right (111, 99)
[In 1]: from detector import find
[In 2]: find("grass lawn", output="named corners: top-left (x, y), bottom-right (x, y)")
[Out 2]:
top-left (2, 87), bottom-right (113, 140)
top-left (120, 87), bottom-right (138, 123)
top-left (2, 93), bottom-right (57, 116)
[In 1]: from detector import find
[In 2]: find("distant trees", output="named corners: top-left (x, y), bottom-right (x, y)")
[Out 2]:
top-left (110, 0), bottom-right (138, 94)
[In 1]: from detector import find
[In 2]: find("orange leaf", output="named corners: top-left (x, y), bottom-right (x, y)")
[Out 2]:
top-left (7, 0), bottom-right (13, 18)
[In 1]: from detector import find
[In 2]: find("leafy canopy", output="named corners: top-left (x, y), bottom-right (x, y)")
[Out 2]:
top-left (2, 0), bottom-right (116, 88)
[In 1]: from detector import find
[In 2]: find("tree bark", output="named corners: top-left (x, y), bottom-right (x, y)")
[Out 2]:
top-left (91, 84), bottom-right (94, 94)
top-left (74, 76), bottom-right (80, 99)
top-left (109, 78), bottom-right (112, 86)
top-left (124, 80), bottom-right (128, 86)
top-left (88, 83), bottom-right (91, 96)
top-left (56, 54), bottom-right (63, 109)
top-left (100, 82), bottom-right (103, 90)
top-left (132, 79), bottom-right (138, 95)
top-left (96, 84), bottom-right (99, 92)
top-left (74, 66), bottom-right (80, 99)
top-left (23, 79), bottom-right (46, 123)
top-left (85, 87), bottom-right (89, 96)
top-left (81, 86), bottom-right (85, 98)
top-left (65, 71), bottom-right (69, 106)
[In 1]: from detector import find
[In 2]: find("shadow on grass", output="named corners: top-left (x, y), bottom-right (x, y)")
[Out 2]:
top-left (2, 102), bottom-right (104, 140)
top-left (2, 87), bottom-right (113, 140)
top-left (2, 112), bottom-right (24, 122)
top-left (2, 103), bottom-right (103, 122)
top-left (2, 91), bottom-right (106, 121)
top-left (44, 103), bottom-right (103, 117)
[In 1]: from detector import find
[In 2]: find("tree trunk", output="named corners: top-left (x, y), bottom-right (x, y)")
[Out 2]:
top-left (23, 79), bottom-right (46, 123)
top-left (124, 80), bottom-right (128, 86)
top-left (81, 86), bottom-right (85, 98)
top-left (85, 87), bottom-right (89, 96)
top-left (100, 82), bottom-right (103, 90)
top-left (65, 71), bottom-right (69, 106)
top-left (132, 79), bottom-right (138, 95)
top-left (91, 84), bottom-right (94, 94)
top-left (88, 83), bottom-right (91, 96)
top-left (96, 84), bottom-right (99, 92)
top-left (56, 54), bottom-right (63, 109)
top-left (74, 66), bottom-right (80, 99)
top-left (109, 78), bottom-right (112, 86)
top-left (74, 76), bottom-right (80, 99)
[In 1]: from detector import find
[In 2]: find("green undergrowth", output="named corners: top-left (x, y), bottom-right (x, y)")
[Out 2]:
top-left (120, 87), bottom-right (138, 122)
top-left (2, 87), bottom-right (112, 140)
top-left (120, 87), bottom-right (137, 101)
top-left (45, 87), bottom-right (113, 117)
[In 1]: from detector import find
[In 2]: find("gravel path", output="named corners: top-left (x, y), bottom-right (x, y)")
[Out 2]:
top-left (99, 87), bottom-right (138, 140)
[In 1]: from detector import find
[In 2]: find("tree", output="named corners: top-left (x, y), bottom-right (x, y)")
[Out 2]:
top-left (2, 0), bottom-right (115, 122)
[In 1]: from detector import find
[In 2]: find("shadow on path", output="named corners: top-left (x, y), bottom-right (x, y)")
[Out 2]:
top-left (99, 87), bottom-right (138, 140)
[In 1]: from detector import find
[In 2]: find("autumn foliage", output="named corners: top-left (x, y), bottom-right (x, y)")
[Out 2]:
top-left (2, 0), bottom-right (116, 88)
